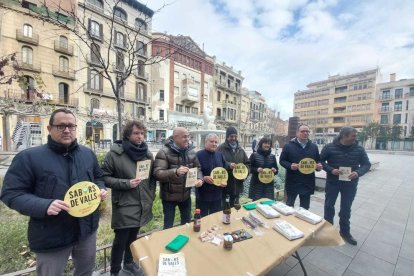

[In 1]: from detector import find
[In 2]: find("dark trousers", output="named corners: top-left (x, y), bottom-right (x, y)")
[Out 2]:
top-left (196, 199), bottom-right (223, 217)
top-left (324, 180), bottom-right (358, 235)
top-left (110, 227), bottom-right (140, 273)
top-left (162, 198), bottom-right (192, 229)
top-left (286, 192), bottom-right (311, 209)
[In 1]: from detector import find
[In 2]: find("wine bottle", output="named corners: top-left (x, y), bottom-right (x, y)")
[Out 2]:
top-left (223, 195), bottom-right (231, 224)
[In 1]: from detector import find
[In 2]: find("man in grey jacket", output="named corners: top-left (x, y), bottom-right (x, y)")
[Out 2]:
top-left (320, 127), bottom-right (371, 245)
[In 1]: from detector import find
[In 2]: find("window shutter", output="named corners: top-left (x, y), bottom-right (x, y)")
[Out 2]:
top-left (123, 33), bottom-right (127, 48)
top-left (87, 68), bottom-right (91, 89)
top-left (99, 73), bottom-right (103, 92)
top-left (88, 19), bottom-right (91, 35)
top-left (99, 23), bottom-right (103, 40)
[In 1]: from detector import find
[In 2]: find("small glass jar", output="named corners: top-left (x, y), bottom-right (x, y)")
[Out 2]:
top-left (223, 235), bottom-right (233, 250)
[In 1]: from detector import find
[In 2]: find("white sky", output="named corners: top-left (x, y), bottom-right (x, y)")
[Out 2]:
top-left (146, 0), bottom-right (414, 119)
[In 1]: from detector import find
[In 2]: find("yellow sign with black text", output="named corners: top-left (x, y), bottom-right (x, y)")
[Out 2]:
top-left (211, 167), bottom-right (228, 186)
top-left (298, 158), bottom-right (316, 174)
top-left (64, 181), bottom-right (101, 217)
top-left (233, 163), bottom-right (248, 180)
top-left (258, 168), bottom-right (274, 184)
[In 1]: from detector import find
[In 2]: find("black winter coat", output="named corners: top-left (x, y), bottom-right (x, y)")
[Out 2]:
top-left (320, 137), bottom-right (371, 184)
top-left (279, 138), bottom-right (320, 195)
top-left (217, 142), bottom-right (249, 197)
top-left (0, 140), bottom-right (105, 253)
top-left (249, 148), bottom-right (278, 201)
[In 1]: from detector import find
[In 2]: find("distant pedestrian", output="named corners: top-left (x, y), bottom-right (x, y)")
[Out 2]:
top-left (252, 135), bottom-right (258, 153)
top-left (320, 127), bottom-right (371, 245)
top-left (249, 136), bottom-right (278, 201)
top-left (279, 124), bottom-right (322, 209)
top-left (101, 120), bottom-right (155, 276)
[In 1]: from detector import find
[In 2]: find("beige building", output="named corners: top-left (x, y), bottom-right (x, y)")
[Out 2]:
top-left (213, 61), bottom-right (243, 131)
top-left (376, 74), bottom-right (414, 148)
top-left (150, 33), bottom-right (215, 142)
top-left (294, 69), bottom-right (379, 144)
top-left (0, 0), bottom-right (78, 151)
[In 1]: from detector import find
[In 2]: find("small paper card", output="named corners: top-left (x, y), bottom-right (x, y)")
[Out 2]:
top-left (339, 166), bottom-right (352, 181)
top-left (185, 168), bottom-right (198, 187)
top-left (158, 252), bottom-right (187, 276)
top-left (136, 160), bottom-right (151, 179)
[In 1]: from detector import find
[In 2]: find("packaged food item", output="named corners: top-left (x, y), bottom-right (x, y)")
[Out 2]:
top-left (273, 220), bottom-right (304, 240)
top-left (256, 204), bottom-right (280, 218)
top-left (223, 235), bottom-right (233, 250)
top-left (294, 207), bottom-right (323, 224)
top-left (271, 202), bottom-right (295, 215)
top-left (248, 211), bottom-right (265, 226)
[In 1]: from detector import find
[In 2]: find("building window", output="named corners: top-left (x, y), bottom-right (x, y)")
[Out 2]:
top-left (136, 41), bottom-right (146, 56)
top-left (88, 0), bottom-right (103, 8)
top-left (89, 69), bottom-right (102, 91)
top-left (59, 82), bottom-right (69, 104)
top-left (160, 90), bottom-right (164, 101)
top-left (185, 106), bottom-right (190, 113)
top-left (217, 91), bottom-right (221, 101)
top-left (174, 71), bottom-right (179, 79)
top-left (90, 44), bottom-right (100, 63)
top-left (59, 35), bottom-right (68, 48)
top-left (89, 20), bottom-right (102, 39)
top-left (115, 32), bottom-right (125, 48)
top-left (393, 114), bottom-right (401, 124)
top-left (22, 46), bottom-right (33, 64)
top-left (159, 109), bottom-right (164, 121)
top-left (135, 18), bottom-right (147, 31)
top-left (175, 104), bottom-right (183, 112)
top-left (59, 56), bottom-right (69, 72)
top-left (409, 87), bottom-right (414, 97)
top-left (174, 86), bottom-right (179, 96)
top-left (382, 90), bottom-right (390, 99)
top-left (91, 98), bottom-right (100, 110)
top-left (22, 75), bottom-right (35, 100)
top-left (380, 115), bottom-right (388, 124)
top-left (136, 83), bottom-right (146, 101)
top-left (114, 7), bottom-right (127, 21)
top-left (395, 101), bottom-right (402, 112)
top-left (23, 24), bottom-right (32, 37)
top-left (395, 88), bottom-right (403, 99)
top-left (137, 60), bottom-right (145, 77)
top-left (191, 107), bottom-right (198, 114)
top-left (116, 52), bottom-right (124, 71)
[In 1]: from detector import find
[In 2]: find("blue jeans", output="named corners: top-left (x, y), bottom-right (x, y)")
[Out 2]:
top-left (324, 180), bottom-right (358, 234)
top-left (162, 198), bottom-right (192, 229)
top-left (286, 192), bottom-right (311, 209)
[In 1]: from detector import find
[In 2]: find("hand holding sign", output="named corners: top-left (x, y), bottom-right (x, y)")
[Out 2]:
top-left (298, 158), bottom-right (317, 174)
top-left (258, 168), bottom-right (274, 184)
top-left (233, 163), bottom-right (248, 180)
top-left (211, 167), bottom-right (228, 186)
top-left (64, 181), bottom-right (101, 217)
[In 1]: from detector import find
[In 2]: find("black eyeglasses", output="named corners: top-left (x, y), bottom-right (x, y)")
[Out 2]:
top-left (51, 124), bottom-right (77, 131)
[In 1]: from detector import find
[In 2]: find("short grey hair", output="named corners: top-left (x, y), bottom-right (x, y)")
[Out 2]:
top-left (339, 127), bottom-right (357, 139)
top-left (204, 133), bottom-right (218, 143)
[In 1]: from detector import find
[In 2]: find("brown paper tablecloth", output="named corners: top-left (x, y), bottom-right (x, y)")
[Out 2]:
top-left (131, 200), bottom-right (343, 276)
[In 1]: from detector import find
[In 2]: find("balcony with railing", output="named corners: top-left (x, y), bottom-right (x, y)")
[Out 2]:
top-left (16, 29), bottom-right (39, 45)
top-left (84, 1), bottom-right (104, 13)
top-left (51, 97), bottom-right (79, 106)
top-left (54, 40), bottom-right (74, 56)
top-left (378, 106), bottom-right (393, 113)
top-left (379, 95), bottom-right (393, 101)
top-left (222, 100), bottom-right (237, 109)
top-left (181, 78), bottom-right (199, 103)
top-left (52, 66), bottom-right (76, 80)
top-left (15, 59), bottom-right (41, 73)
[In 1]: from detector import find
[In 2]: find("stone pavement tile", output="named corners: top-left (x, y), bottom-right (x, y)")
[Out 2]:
top-left (400, 230), bottom-right (414, 262)
top-left (360, 236), bottom-right (400, 264)
top-left (266, 262), bottom-right (291, 276)
top-left (331, 225), bottom-right (370, 258)
top-left (347, 251), bottom-right (395, 276)
top-left (394, 256), bottom-right (414, 276)
top-left (353, 207), bottom-right (383, 221)
top-left (284, 260), bottom-right (331, 276)
top-left (350, 213), bottom-right (377, 231)
top-left (303, 247), bottom-right (352, 276)
top-left (342, 270), bottom-right (364, 276)
top-left (284, 255), bottom-right (299, 268)
top-left (381, 208), bottom-right (409, 225)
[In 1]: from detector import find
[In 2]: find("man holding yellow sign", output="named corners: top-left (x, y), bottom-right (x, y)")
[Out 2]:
top-left (249, 137), bottom-right (278, 201)
top-left (1, 109), bottom-right (107, 276)
top-left (280, 124), bottom-right (322, 209)
top-left (196, 134), bottom-right (229, 217)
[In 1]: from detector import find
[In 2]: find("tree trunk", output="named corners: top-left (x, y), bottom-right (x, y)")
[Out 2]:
top-left (116, 93), bottom-right (122, 141)
top-left (2, 113), bottom-right (11, 151)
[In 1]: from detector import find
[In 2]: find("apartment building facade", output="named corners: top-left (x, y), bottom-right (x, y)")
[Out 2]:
top-left (376, 75), bottom-right (414, 147)
top-left (150, 33), bottom-right (215, 141)
top-left (294, 69), bottom-right (379, 144)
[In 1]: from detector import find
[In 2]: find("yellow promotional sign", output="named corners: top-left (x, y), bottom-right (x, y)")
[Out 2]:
top-left (233, 163), bottom-right (248, 180)
top-left (298, 158), bottom-right (316, 174)
top-left (210, 167), bottom-right (228, 186)
top-left (258, 168), bottom-right (274, 184)
top-left (64, 181), bottom-right (101, 217)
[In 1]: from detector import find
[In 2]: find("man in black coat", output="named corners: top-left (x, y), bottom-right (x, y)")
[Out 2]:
top-left (1, 108), bottom-right (107, 275)
top-left (320, 127), bottom-right (371, 245)
top-left (280, 124), bottom-right (322, 209)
